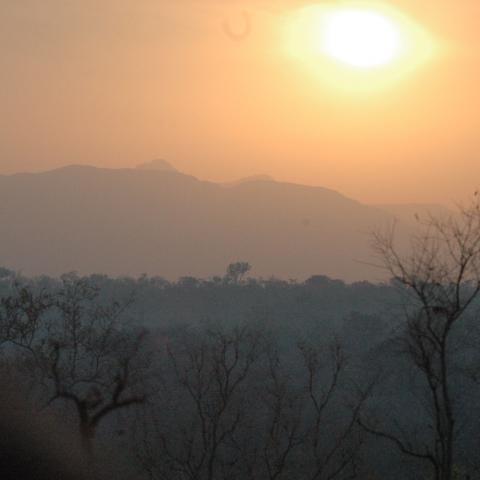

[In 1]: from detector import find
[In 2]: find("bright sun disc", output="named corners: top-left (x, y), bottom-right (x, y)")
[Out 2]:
top-left (322, 9), bottom-right (402, 68)
top-left (286, 3), bottom-right (437, 91)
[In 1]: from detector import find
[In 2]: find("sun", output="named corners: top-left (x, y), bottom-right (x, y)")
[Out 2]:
top-left (285, 2), bottom-right (437, 90)
top-left (321, 9), bottom-right (402, 68)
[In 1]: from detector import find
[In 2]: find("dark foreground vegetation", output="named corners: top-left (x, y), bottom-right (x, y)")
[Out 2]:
top-left (1, 199), bottom-right (480, 480)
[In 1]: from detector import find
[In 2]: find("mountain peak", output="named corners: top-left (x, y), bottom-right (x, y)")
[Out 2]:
top-left (135, 159), bottom-right (178, 173)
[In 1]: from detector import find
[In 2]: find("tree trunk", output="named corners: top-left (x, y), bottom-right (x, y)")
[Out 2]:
top-left (80, 421), bottom-right (95, 458)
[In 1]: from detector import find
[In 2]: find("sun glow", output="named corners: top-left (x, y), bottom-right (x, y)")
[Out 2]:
top-left (286, 2), bottom-right (437, 90)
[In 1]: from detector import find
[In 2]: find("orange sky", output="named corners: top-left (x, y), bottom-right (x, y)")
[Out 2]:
top-left (0, 0), bottom-right (479, 204)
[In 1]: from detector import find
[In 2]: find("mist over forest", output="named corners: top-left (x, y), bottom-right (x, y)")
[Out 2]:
top-left (2, 202), bottom-right (480, 480)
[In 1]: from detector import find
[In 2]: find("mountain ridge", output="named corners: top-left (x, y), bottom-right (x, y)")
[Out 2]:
top-left (0, 164), bottom-right (424, 281)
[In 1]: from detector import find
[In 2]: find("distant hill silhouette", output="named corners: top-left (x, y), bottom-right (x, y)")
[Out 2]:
top-left (0, 165), bottom-right (427, 280)
top-left (135, 159), bottom-right (178, 172)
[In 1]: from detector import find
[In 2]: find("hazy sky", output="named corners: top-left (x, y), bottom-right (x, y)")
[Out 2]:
top-left (1, 0), bottom-right (479, 203)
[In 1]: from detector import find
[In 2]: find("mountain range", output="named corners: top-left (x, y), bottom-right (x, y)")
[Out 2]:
top-left (0, 163), bottom-right (444, 281)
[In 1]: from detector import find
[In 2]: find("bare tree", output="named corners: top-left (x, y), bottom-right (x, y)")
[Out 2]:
top-left (232, 340), bottom-right (366, 480)
top-left (0, 274), bottom-right (150, 455)
top-left (298, 341), bottom-right (367, 480)
top-left (139, 326), bottom-right (368, 480)
top-left (139, 326), bottom-right (261, 480)
top-left (230, 342), bottom-right (303, 480)
top-left (360, 196), bottom-right (480, 480)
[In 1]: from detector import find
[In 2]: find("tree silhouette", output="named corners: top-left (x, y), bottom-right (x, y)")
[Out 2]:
top-left (0, 274), bottom-right (150, 456)
top-left (360, 195), bottom-right (480, 480)
top-left (225, 262), bottom-right (252, 284)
